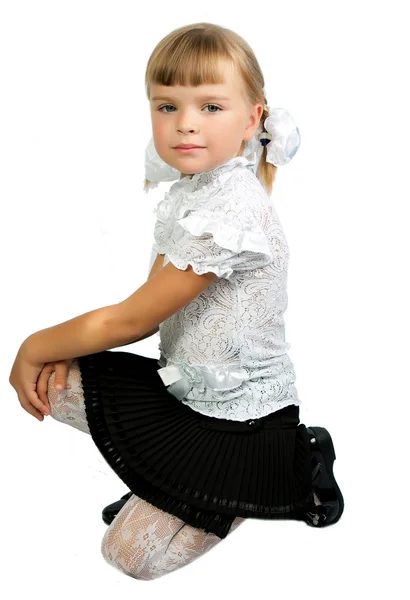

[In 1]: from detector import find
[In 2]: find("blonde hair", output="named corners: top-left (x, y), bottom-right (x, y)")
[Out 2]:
top-left (144, 22), bottom-right (277, 194)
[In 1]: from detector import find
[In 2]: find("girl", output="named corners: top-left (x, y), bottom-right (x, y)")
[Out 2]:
top-left (9, 22), bottom-right (344, 581)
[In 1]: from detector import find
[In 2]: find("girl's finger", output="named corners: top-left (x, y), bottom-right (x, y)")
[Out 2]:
top-left (24, 385), bottom-right (49, 415)
top-left (37, 363), bottom-right (55, 410)
top-left (19, 393), bottom-right (45, 421)
top-left (54, 363), bottom-right (69, 391)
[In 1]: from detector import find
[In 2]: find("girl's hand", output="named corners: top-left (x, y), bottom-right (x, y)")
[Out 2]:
top-left (9, 346), bottom-right (49, 422)
top-left (37, 359), bottom-right (74, 413)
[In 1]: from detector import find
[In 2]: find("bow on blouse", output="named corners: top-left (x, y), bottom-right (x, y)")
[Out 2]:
top-left (157, 359), bottom-right (248, 401)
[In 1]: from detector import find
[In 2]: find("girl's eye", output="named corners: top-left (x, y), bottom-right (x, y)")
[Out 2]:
top-left (158, 104), bottom-right (222, 113)
top-left (158, 105), bottom-right (175, 113)
top-left (205, 104), bottom-right (221, 113)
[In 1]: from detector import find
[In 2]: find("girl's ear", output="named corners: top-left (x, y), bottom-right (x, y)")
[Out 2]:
top-left (244, 103), bottom-right (264, 142)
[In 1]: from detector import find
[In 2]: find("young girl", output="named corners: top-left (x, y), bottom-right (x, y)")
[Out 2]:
top-left (9, 22), bottom-right (344, 581)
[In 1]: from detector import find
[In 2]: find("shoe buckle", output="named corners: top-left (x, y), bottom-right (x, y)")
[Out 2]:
top-left (304, 505), bottom-right (328, 527)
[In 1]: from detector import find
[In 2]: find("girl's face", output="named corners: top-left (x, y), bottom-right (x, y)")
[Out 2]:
top-left (149, 61), bottom-right (263, 178)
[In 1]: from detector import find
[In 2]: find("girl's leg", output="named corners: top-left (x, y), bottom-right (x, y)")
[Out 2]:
top-left (47, 358), bottom-right (91, 435)
top-left (47, 359), bottom-right (247, 580)
top-left (100, 493), bottom-right (246, 581)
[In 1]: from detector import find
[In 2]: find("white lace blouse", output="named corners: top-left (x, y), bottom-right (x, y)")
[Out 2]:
top-left (151, 151), bottom-right (300, 421)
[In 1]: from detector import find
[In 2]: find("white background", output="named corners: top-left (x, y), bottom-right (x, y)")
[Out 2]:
top-left (1, 0), bottom-right (408, 597)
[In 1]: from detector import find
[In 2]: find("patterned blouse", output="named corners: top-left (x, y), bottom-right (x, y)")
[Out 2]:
top-left (150, 151), bottom-right (300, 421)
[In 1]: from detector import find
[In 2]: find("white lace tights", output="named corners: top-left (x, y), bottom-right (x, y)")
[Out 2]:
top-left (46, 359), bottom-right (246, 580)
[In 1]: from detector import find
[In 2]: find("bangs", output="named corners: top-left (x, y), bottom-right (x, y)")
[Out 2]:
top-left (146, 33), bottom-right (236, 91)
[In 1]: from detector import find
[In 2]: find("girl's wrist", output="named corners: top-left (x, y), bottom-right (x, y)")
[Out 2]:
top-left (19, 335), bottom-right (40, 365)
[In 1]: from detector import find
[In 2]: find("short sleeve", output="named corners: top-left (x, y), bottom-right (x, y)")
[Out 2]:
top-left (166, 204), bottom-right (272, 280)
top-left (152, 195), bottom-right (171, 254)
top-left (152, 219), bottom-right (166, 254)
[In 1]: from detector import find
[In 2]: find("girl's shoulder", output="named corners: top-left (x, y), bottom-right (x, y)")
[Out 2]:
top-left (208, 168), bottom-right (271, 225)
top-left (158, 163), bottom-right (271, 230)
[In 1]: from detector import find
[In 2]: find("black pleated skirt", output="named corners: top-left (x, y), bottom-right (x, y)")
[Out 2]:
top-left (78, 350), bottom-right (315, 539)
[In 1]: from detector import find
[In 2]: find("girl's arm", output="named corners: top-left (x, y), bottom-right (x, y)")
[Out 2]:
top-left (22, 305), bottom-right (142, 364)
top-left (112, 253), bottom-right (165, 347)
top-left (115, 326), bottom-right (158, 347)
top-left (21, 254), bottom-right (217, 365)
top-left (22, 253), bottom-right (165, 362)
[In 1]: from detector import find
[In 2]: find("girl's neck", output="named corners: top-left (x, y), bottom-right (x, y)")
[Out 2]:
top-left (179, 143), bottom-right (245, 180)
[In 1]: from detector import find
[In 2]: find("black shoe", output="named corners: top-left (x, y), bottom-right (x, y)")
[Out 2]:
top-left (102, 491), bottom-right (133, 525)
top-left (304, 426), bottom-right (344, 528)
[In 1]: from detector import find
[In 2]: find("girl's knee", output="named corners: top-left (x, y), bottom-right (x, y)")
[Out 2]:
top-left (99, 514), bottom-right (246, 581)
top-left (99, 496), bottom-right (187, 580)
top-left (46, 361), bottom-right (89, 434)
top-left (48, 360), bottom-right (81, 407)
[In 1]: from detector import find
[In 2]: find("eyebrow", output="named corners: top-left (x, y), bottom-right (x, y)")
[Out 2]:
top-left (150, 95), bottom-right (231, 102)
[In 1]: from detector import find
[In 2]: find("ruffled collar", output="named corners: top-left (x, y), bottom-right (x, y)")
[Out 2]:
top-left (170, 151), bottom-right (257, 193)
top-left (187, 151), bottom-right (257, 181)
top-left (153, 151), bottom-right (258, 224)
